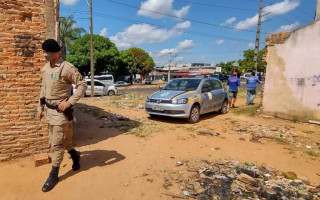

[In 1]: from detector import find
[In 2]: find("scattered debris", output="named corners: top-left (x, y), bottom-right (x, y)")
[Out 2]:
top-left (176, 161), bottom-right (184, 166)
top-left (162, 159), bottom-right (318, 199)
top-left (309, 120), bottom-right (320, 125)
top-left (197, 130), bottom-right (220, 136)
top-left (306, 145), bottom-right (312, 149)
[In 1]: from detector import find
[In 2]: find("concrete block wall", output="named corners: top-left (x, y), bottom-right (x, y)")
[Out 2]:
top-left (0, 0), bottom-right (58, 161)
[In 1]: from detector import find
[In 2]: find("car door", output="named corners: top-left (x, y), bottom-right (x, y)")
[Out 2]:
top-left (200, 80), bottom-right (214, 114)
top-left (94, 81), bottom-right (106, 95)
top-left (210, 79), bottom-right (225, 110)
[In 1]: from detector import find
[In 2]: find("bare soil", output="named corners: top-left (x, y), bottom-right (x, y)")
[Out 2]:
top-left (0, 90), bottom-right (319, 200)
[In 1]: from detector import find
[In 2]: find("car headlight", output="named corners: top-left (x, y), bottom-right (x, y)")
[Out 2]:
top-left (172, 98), bottom-right (188, 104)
top-left (146, 96), bottom-right (150, 102)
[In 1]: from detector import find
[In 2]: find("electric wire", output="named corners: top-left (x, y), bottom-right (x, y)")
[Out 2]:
top-left (61, 8), bottom-right (254, 43)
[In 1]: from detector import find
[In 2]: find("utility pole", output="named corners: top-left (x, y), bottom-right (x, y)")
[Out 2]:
top-left (168, 52), bottom-right (172, 82)
top-left (254, 0), bottom-right (263, 76)
top-left (89, 0), bottom-right (94, 97)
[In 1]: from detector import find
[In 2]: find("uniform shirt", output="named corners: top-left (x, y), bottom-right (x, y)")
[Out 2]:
top-left (227, 76), bottom-right (241, 92)
top-left (246, 76), bottom-right (260, 89)
top-left (38, 57), bottom-right (87, 125)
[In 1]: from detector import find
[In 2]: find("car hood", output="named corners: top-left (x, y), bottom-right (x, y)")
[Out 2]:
top-left (151, 90), bottom-right (195, 100)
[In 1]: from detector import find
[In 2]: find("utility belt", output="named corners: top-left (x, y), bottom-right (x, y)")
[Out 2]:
top-left (40, 97), bottom-right (73, 121)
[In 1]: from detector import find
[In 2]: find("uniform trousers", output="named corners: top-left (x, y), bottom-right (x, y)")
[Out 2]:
top-left (48, 121), bottom-right (73, 167)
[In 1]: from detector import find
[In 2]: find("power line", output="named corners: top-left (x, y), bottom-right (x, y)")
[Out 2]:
top-left (61, 8), bottom-right (254, 43)
top-left (102, 0), bottom-right (270, 34)
top-left (174, 0), bottom-right (257, 12)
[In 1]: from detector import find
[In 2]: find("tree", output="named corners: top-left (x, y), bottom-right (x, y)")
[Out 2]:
top-left (220, 48), bottom-right (266, 75)
top-left (67, 34), bottom-right (120, 76)
top-left (120, 47), bottom-right (155, 84)
top-left (60, 15), bottom-right (85, 60)
top-left (239, 48), bottom-right (266, 73)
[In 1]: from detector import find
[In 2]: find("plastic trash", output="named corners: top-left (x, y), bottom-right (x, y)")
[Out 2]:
top-left (183, 191), bottom-right (190, 196)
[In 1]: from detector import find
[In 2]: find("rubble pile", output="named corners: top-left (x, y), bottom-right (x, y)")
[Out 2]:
top-left (163, 160), bottom-right (320, 200)
top-left (233, 124), bottom-right (300, 145)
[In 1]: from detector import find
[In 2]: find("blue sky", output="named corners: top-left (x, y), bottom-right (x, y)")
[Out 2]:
top-left (60, 0), bottom-right (316, 66)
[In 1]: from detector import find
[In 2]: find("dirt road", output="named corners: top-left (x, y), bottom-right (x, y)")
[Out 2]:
top-left (0, 91), bottom-right (319, 200)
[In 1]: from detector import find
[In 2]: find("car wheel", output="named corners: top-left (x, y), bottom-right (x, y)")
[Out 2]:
top-left (108, 90), bottom-right (115, 96)
top-left (187, 105), bottom-right (200, 123)
top-left (219, 100), bottom-right (228, 114)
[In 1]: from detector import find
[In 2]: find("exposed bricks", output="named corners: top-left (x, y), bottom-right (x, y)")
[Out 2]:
top-left (0, 0), bottom-right (53, 161)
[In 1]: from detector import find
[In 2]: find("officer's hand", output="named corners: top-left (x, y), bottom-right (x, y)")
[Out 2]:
top-left (58, 102), bottom-right (72, 112)
top-left (37, 111), bottom-right (44, 119)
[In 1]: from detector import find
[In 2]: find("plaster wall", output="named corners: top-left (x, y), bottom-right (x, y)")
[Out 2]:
top-left (263, 21), bottom-right (320, 121)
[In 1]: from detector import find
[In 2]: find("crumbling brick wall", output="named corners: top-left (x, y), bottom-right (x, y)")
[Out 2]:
top-left (0, 0), bottom-right (58, 161)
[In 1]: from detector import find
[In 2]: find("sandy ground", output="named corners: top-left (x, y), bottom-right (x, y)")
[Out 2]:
top-left (0, 91), bottom-right (320, 200)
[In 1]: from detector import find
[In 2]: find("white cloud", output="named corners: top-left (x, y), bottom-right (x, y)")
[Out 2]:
top-left (173, 21), bottom-right (191, 29)
top-left (110, 21), bottom-right (191, 49)
top-left (155, 39), bottom-right (195, 57)
top-left (216, 40), bottom-right (225, 45)
top-left (248, 42), bottom-right (255, 48)
top-left (60, 0), bottom-right (79, 6)
top-left (99, 28), bottom-right (108, 37)
top-left (138, 0), bottom-right (190, 19)
top-left (274, 22), bottom-right (299, 32)
top-left (220, 17), bottom-right (236, 26)
top-left (235, 0), bottom-right (299, 30)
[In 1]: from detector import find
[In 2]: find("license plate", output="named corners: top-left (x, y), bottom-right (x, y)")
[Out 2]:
top-left (152, 106), bottom-right (163, 111)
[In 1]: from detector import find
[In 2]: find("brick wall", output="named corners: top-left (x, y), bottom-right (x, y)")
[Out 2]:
top-left (0, 0), bottom-right (58, 161)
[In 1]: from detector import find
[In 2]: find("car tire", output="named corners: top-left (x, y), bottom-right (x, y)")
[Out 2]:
top-left (187, 105), bottom-right (200, 123)
top-left (108, 90), bottom-right (115, 96)
top-left (219, 100), bottom-right (228, 114)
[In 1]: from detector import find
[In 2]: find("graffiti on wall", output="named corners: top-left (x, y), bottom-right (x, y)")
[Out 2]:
top-left (291, 74), bottom-right (320, 87)
top-left (14, 34), bottom-right (42, 57)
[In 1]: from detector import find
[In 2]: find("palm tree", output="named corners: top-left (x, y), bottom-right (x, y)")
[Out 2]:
top-left (60, 15), bottom-right (85, 60)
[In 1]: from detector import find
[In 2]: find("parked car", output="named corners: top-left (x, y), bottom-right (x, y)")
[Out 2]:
top-left (144, 79), bottom-right (152, 84)
top-left (240, 73), bottom-right (252, 80)
top-left (113, 81), bottom-right (129, 87)
top-left (145, 77), bottom-right (228, 123)
top-left (73, 79), bottom-right (117, 96)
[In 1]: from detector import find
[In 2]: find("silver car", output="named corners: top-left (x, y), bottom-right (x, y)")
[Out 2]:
top-left (145, 78), bottom-right (228, 123)
top-left (73, 79), bottom-right (117, 96)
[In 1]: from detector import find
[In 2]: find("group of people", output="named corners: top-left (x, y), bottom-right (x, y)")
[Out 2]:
top-left (226, 71), bottom-right (261, 109)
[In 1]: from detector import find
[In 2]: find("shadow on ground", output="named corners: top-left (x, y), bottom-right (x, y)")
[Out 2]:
top-left (72, 103), bottom-right (141, 147)
top-left (147, 111), bottom-right (220, 124)
top-left (59, 150), bottom-right (126, 181)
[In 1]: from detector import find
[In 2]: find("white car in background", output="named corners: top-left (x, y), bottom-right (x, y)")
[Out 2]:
top-left (73, 79), bottom-right (117, 96)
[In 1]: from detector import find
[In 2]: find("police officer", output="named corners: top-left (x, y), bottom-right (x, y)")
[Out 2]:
top-left (37, 39), bottom-right (87, 192)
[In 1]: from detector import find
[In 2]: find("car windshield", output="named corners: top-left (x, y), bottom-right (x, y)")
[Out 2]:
top-left (162, 79), bottom-right (201, 91)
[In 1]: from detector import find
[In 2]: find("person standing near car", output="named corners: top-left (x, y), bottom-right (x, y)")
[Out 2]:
top-left (37, 39), bottom-right (87, 192)
top-left (246, 71), bottom-right (261, 105)
top-left (226, 72), bottom-right (241, 109)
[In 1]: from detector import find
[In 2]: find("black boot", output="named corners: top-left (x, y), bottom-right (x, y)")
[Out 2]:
top-left (68, 149), bottom-right (80, 171)
top-left (42, 166), bottom-right (59, 192)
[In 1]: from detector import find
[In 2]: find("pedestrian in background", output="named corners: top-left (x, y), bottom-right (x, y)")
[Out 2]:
top-left (246, 71), bottom-right (261, 105)
top-left (226, 72), bottom-right (241, 109)
top-left (37, 39), bottom-right (87, 192)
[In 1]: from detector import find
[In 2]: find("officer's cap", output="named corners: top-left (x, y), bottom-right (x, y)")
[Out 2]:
top-left (42, 39), bottom-right (61, 53)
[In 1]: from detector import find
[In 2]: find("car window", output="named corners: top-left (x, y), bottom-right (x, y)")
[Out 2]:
top-left (211, 79), bottom-right (222, 90)
top-left (201, 80), bottom-right (213, 92)
top-left (163, 79), bottom-right (201, 91)
top-left (94, 81), bottom-right (105, 86)
top-left (96, 77), bottom-right (112, 80)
